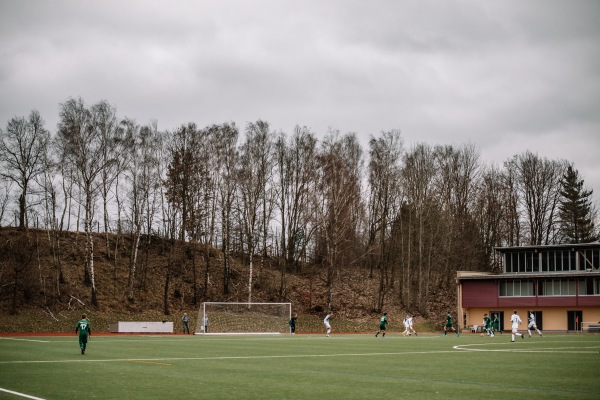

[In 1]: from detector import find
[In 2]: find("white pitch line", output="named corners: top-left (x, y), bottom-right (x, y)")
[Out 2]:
top-left (0, 388), bottom-right (47, 400)
top-left (0, 337), bottom-right (50, 343)
top-left (453, 341), bottom-right (600, 353)
top-left (0, 350), bottom-right (459, 364)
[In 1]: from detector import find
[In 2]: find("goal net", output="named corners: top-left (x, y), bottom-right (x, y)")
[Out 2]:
top-left (195, 302), bottom-right (292, 335)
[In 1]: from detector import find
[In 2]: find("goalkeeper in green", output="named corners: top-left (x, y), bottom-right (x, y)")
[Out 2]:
top-left (289, 314), bottom-right (297, 335)
top-left (75, 314), bottom-right (91, 355)
top-left (375, 313), bottom-right (388, 337)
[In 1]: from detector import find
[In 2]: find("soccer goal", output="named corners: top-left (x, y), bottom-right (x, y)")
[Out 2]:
top-left (195, 302), bottom-right (292, 335)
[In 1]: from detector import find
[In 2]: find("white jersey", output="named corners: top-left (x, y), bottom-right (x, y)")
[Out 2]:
top-left (528, 313), bottom-right (537, 328)
top-left (324, 314), bottom-right (331, 328)
top-left (406, 317), bottom-right (413, 327)
top-left (510, 313), bottom-right (522, 328)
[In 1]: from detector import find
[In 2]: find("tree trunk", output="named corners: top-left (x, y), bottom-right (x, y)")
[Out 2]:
top-left (127, 231), bottom-right (141, 302)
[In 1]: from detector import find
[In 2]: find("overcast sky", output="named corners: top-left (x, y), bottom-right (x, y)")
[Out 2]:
top-left (1, 0), bottom-right (599, 195)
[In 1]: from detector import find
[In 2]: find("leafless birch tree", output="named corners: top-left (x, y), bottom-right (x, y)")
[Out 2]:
top-left (0, 110), bottom-right (50, 230)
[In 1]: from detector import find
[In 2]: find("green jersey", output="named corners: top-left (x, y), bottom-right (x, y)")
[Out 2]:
top-left (76, 319), bottom-right (91, 336)
top-left (492, 317), bottom-right (500, 330)
top-left (445, 314), bottom-right (453, 327)
top-left (379, 315), bottom-right (388, 329)
top-left (483, 316), bottom-right (491, 329)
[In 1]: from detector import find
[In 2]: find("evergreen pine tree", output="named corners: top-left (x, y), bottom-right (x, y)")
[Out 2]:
top-left (558, 165), bottom-right (598, 243)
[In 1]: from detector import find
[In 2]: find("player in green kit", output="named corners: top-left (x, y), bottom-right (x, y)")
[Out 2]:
top-left (492, 313), bottom-right (501, 335)
top-left (483, 314), bottom-right (493, 336)
top-left (76, 314), bottom-right (91, 354)
top-left (375, 313), bottom-right (388, 337)
top-left (443, 311), bottom-right (459, 336)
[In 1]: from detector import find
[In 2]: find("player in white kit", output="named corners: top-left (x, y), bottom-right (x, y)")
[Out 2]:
top-left (527, 311), bottom-right (543, 337)
top-left (510, 310), bottom-right (525, 342)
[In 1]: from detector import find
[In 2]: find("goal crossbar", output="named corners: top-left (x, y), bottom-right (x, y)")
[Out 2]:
top-left (196, 302), bottom-right (292, 335)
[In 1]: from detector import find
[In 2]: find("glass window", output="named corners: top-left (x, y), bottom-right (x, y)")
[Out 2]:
top-left (499, 281), bottom-right (507, 296)
top-left (541, 252), bottom-right (548, 272)
top-left (581, 249), bottom-right (600, 271)
top-left (524, 280), bottom-right (534, 295)
top-left (499, 280), bottom-right (534, 297)
top-left (540, 279), bottom-right (576, 296)
top-left (579, 278), bottom-right (600, 295)
top-left (542, 280), bottom-right (554, 295)
top-left (579, 279), bottom-right (587, 295)
top-left (502, 248), bottom-right (600, 274)
top-left (505, 253), bottom-right (514, 273)
top-left (525, 252), bottom-right (534, 272)
top-left (548, 251), bottom-right (556, 272)
top-left (518, 252), bottom-right (526, 273)
top-left (559, 251), bottom-right (568, 271)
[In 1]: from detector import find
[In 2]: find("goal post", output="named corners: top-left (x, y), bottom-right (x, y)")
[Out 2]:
top-left (196, 302), bottom-right (292, 335)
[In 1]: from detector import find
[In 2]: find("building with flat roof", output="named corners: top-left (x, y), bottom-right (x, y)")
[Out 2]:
top-left (457, 243), bottom-right (600, 333)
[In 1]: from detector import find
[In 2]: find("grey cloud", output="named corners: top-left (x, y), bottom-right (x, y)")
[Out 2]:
top-left (0, 0), bottom-right (599, 193)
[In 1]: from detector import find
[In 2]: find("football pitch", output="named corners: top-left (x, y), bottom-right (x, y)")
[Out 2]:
top-left (1, 333), bottom-right (599, 400)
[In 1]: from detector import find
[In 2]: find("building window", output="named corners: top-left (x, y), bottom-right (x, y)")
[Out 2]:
top-left (527, 252), bottom-right (537, 272)
top-left (558, 250), bottom-right (577, 271)
top-left (578, 278), bottom-right (600, 295)
top-left (541, 251), bottom-right (556, 272)
top-left (505, 252), bottom-right (537, 273)
top-left (580, 249), bottom-right (600, 271)
top-left (505, 253), bottom-right (514, 273)
top-left (499, 280), bottom-right (534, 296)
top-left (503, 248), bottom-right (599, 274)
top-left (539, 279), bottom-right (576, 296)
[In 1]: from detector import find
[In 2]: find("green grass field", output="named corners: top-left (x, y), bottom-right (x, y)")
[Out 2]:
top-left (1, 333), bottom-right (599, 399)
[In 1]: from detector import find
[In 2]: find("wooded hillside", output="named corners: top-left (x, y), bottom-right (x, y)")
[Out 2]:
top-left (0, 227), bottom-right (455, 333)
top-left (1, 101), bottom-right (598, 333)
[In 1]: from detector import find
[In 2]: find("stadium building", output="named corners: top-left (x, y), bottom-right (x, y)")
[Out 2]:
top-left (457, 242), bottom-right (600, 333)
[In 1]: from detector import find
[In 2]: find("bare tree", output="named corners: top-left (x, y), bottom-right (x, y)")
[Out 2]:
top-left (164, 123), bottom-right (202, 241)
top-left (162, 190), bottom-right (178, 316)
top-left (434, 144), bottom-right (481, 276)
top-left (38, 137), bottom-right (69, 295)
top-left (367, 129), bottom-right (403, 312)
top-left (237, 120), bottom-right (274, 303)
top-left (474, 165), bottom-right (508, 270)
top-left (0, 110), bottom-right (50, 230)
top-left (213, 123), bottom-right (239, 295)
top-left (0, 179), bottom-right (13, 227)
top-left (121, 118), bottom-right (163, 302)
top-left (94, 101), bottom-right (122, 257)
top-left (274, 127), bottom-right (318, 298)
top-left (140, 122), bottom-right (164, 290)
top-left (185, 126), bottom-right (213, 305)
top-left (57, 97), bottom-right (120, 306)
top-left (507, 151), bottom-right (566, 245)
top-left (399, 143), bottom-right (437, 311)
top-left (313, 131), bottom-right (363, 313)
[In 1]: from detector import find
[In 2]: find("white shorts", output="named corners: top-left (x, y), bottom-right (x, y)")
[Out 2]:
top-left (324, 322), bottom-right (331, 329)
top-left (528, 322), bottom-right (537, 329)
top-left (512, 326), bottom-right (519, 333)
